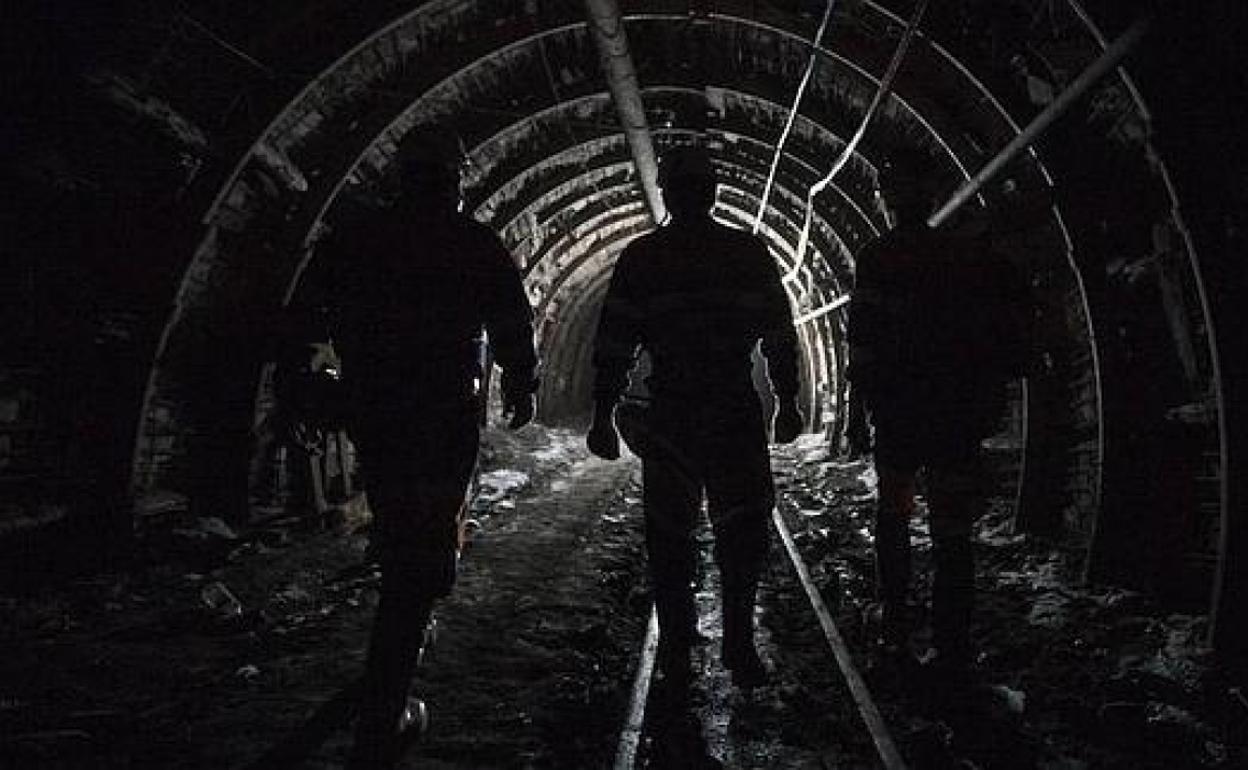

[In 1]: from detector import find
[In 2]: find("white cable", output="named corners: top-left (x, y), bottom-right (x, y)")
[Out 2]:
top-left (787, 0), bottom-right (931, 282)
top-left (753, 0), bottom-right (840, 234)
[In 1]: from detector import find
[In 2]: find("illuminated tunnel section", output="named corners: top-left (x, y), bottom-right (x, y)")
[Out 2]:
top-left (529, 191), bottom-right (840, 432)
top-left (471, 110), bottom-right (866, 434)
top-left (122, 0), bottom-right (1226, 635)
top-left (506, 142), bottom-right (854, 423)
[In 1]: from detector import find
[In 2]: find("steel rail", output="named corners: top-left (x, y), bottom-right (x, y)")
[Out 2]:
top-left (613, 494), bottom-right (909, 770)
top-left (772, 506), bottom-right (910, 770)
top-left (614, 608), bottom-right (660, 770)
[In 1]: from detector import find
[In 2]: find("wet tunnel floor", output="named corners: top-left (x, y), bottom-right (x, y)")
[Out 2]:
top-left (1, 427), bottom-right (1244, 769)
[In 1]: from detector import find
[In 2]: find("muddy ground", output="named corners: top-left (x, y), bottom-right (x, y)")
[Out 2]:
top-left (774, 438), bottom-right (1246, 770)
top-left (1, 427), bottom-right (1245, 769)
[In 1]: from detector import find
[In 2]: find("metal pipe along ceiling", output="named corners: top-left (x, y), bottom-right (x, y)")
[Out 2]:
top-left (927, 10), bottom-right (1154, 228)
top-left (793, 7), bottom-right (1153, 327)
top-left (583, 0), bottom-right (666, 226)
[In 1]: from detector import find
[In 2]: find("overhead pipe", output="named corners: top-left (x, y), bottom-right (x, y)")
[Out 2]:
top-left (927, 10), bottom-right (1154, 228)
top-left (583, 0), bottom-right (666, 226)
top-left (795, 8), bottom-right (1154, 327)
top-left (753, 0), bottom-right (840, 234)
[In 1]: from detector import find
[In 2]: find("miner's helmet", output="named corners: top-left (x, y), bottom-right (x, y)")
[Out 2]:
top-left (658, 145), bottom-right (717, 218)
top-left (657, 145), bottom-right (716, 190)
top-left (396, 125), bottom-right (462, 201)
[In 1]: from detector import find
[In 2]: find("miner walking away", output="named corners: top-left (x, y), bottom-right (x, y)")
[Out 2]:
top-left (847, 153), bottom-right (1028, 687)
top-left (587, 144), bottom-right (803, 693)
top-left (297, 127), bottom-right (539, 770)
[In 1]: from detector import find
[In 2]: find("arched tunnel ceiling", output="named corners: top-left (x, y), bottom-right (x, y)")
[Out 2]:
top-left (174, 0), bottom-right (1090, 332)
top-left (196, 0), bottom-right (1076, 283)
top-left (121, 0), bottom-right (1225, 567)
top-left (526, 182), bottom-right (840, 322)
top-left (467, 89), bottom-right (884, 230)
top-left (483, 139), bottom-right (852, 294)
top-left (150, 0), bottom-right (1095, 449)
top-left (8, 0), bottom-right (1244, 657)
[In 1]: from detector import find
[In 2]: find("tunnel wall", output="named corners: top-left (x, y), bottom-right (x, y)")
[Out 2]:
top-left (3, 0), bottom-right (1235, 652)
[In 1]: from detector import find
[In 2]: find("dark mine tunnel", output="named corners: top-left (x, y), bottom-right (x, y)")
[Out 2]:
top-left (3, 1), bottom-right (1247, 768)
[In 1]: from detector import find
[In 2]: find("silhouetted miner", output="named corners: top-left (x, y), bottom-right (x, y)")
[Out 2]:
top-left (588, 145), bottom-right (803, 690)
top-left (304, 127), bottom-right (538, 770)
top-left (848, 154), bottom-right (1027, 684)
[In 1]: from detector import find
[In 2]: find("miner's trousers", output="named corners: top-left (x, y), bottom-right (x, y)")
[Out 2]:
top-left (640, 397), bottom-right (775, 674)
top-left (346, 398), bottom-right (479, 769)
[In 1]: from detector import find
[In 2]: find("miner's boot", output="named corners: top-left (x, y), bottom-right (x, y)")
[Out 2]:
top-left (874, 502), bottom-right (912, 650)
top-left (930, 535), bottom-right (974, 675)
top-left (397, 692), bottom-right (429, 738)
top-left (348, 592), bottom-right (433, 770)
top-left (927, 469), bottom-right (979, 686)
top-left (921, 533), bottom-right (975, 711)
top-left (720, 582), bottom-right (767, 688)
top-left (414, 617), bottom-right (438, 670)
top-left (654, 585), bottom-right (698, 691)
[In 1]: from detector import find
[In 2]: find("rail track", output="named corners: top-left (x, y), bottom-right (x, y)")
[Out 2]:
top-left (612, 452), bottom-right (909, 770)
top-left (240, 442), bottom-right (912, 769)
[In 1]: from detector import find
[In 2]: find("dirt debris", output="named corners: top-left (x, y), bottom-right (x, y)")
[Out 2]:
top-left (2, 431), bottom-right (1245, 769)
top-left (772, 438), bottom-right (1243, 770)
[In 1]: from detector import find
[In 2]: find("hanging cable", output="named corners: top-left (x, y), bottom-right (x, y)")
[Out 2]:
top-left (752, 0), bottom-right (839, 234)
top-left (787, 0), bottom-right (931, 282)
top-left (793, 5), bottom-right (1154, 329)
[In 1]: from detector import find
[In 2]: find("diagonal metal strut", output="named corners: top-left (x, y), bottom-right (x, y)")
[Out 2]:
top-left (794, 7), bottom-right (1154, 327)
